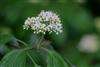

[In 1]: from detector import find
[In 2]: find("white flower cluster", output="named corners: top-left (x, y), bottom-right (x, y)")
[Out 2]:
top-left (23, 10), bottom-right (63, 34)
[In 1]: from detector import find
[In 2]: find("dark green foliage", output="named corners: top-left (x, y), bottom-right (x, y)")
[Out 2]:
top-left (0, 27), bottom-right (14, 45)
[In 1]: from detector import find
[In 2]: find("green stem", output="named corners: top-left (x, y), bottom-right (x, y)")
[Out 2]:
top-left (23, 47), bottom-right (35, 51)
top-left (37, 34), bottom-right (44, 48)
top-left (17, 39), bottom-right (28, 47)
top-left (40, 47), bottom-right (50, 53)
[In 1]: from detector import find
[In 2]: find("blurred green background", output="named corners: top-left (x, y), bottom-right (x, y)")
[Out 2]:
top-left (0, 0), bottom-right (100, 67)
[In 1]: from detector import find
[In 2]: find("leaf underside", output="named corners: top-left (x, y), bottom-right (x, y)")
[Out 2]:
top-left (0, 49), bottom-right (26, 67)
top-left (47, 50), bottom-right (68, 67)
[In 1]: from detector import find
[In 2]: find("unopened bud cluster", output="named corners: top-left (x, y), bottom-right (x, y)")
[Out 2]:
top-left (23, 10), bottom-right (63, 34)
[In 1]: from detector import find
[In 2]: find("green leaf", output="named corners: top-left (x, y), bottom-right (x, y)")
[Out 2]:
top-left (0, 49), bottom-right (27, 67)
top-left (26, 59), bottom-right (41, 67)
top-left (26, 49), bottom-right (47, 67)
top-left (47, 50), bottom-right (68, 67)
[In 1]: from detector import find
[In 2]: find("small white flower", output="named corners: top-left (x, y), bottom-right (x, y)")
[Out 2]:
top-left (23, 10), bottom-right (63, 34)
